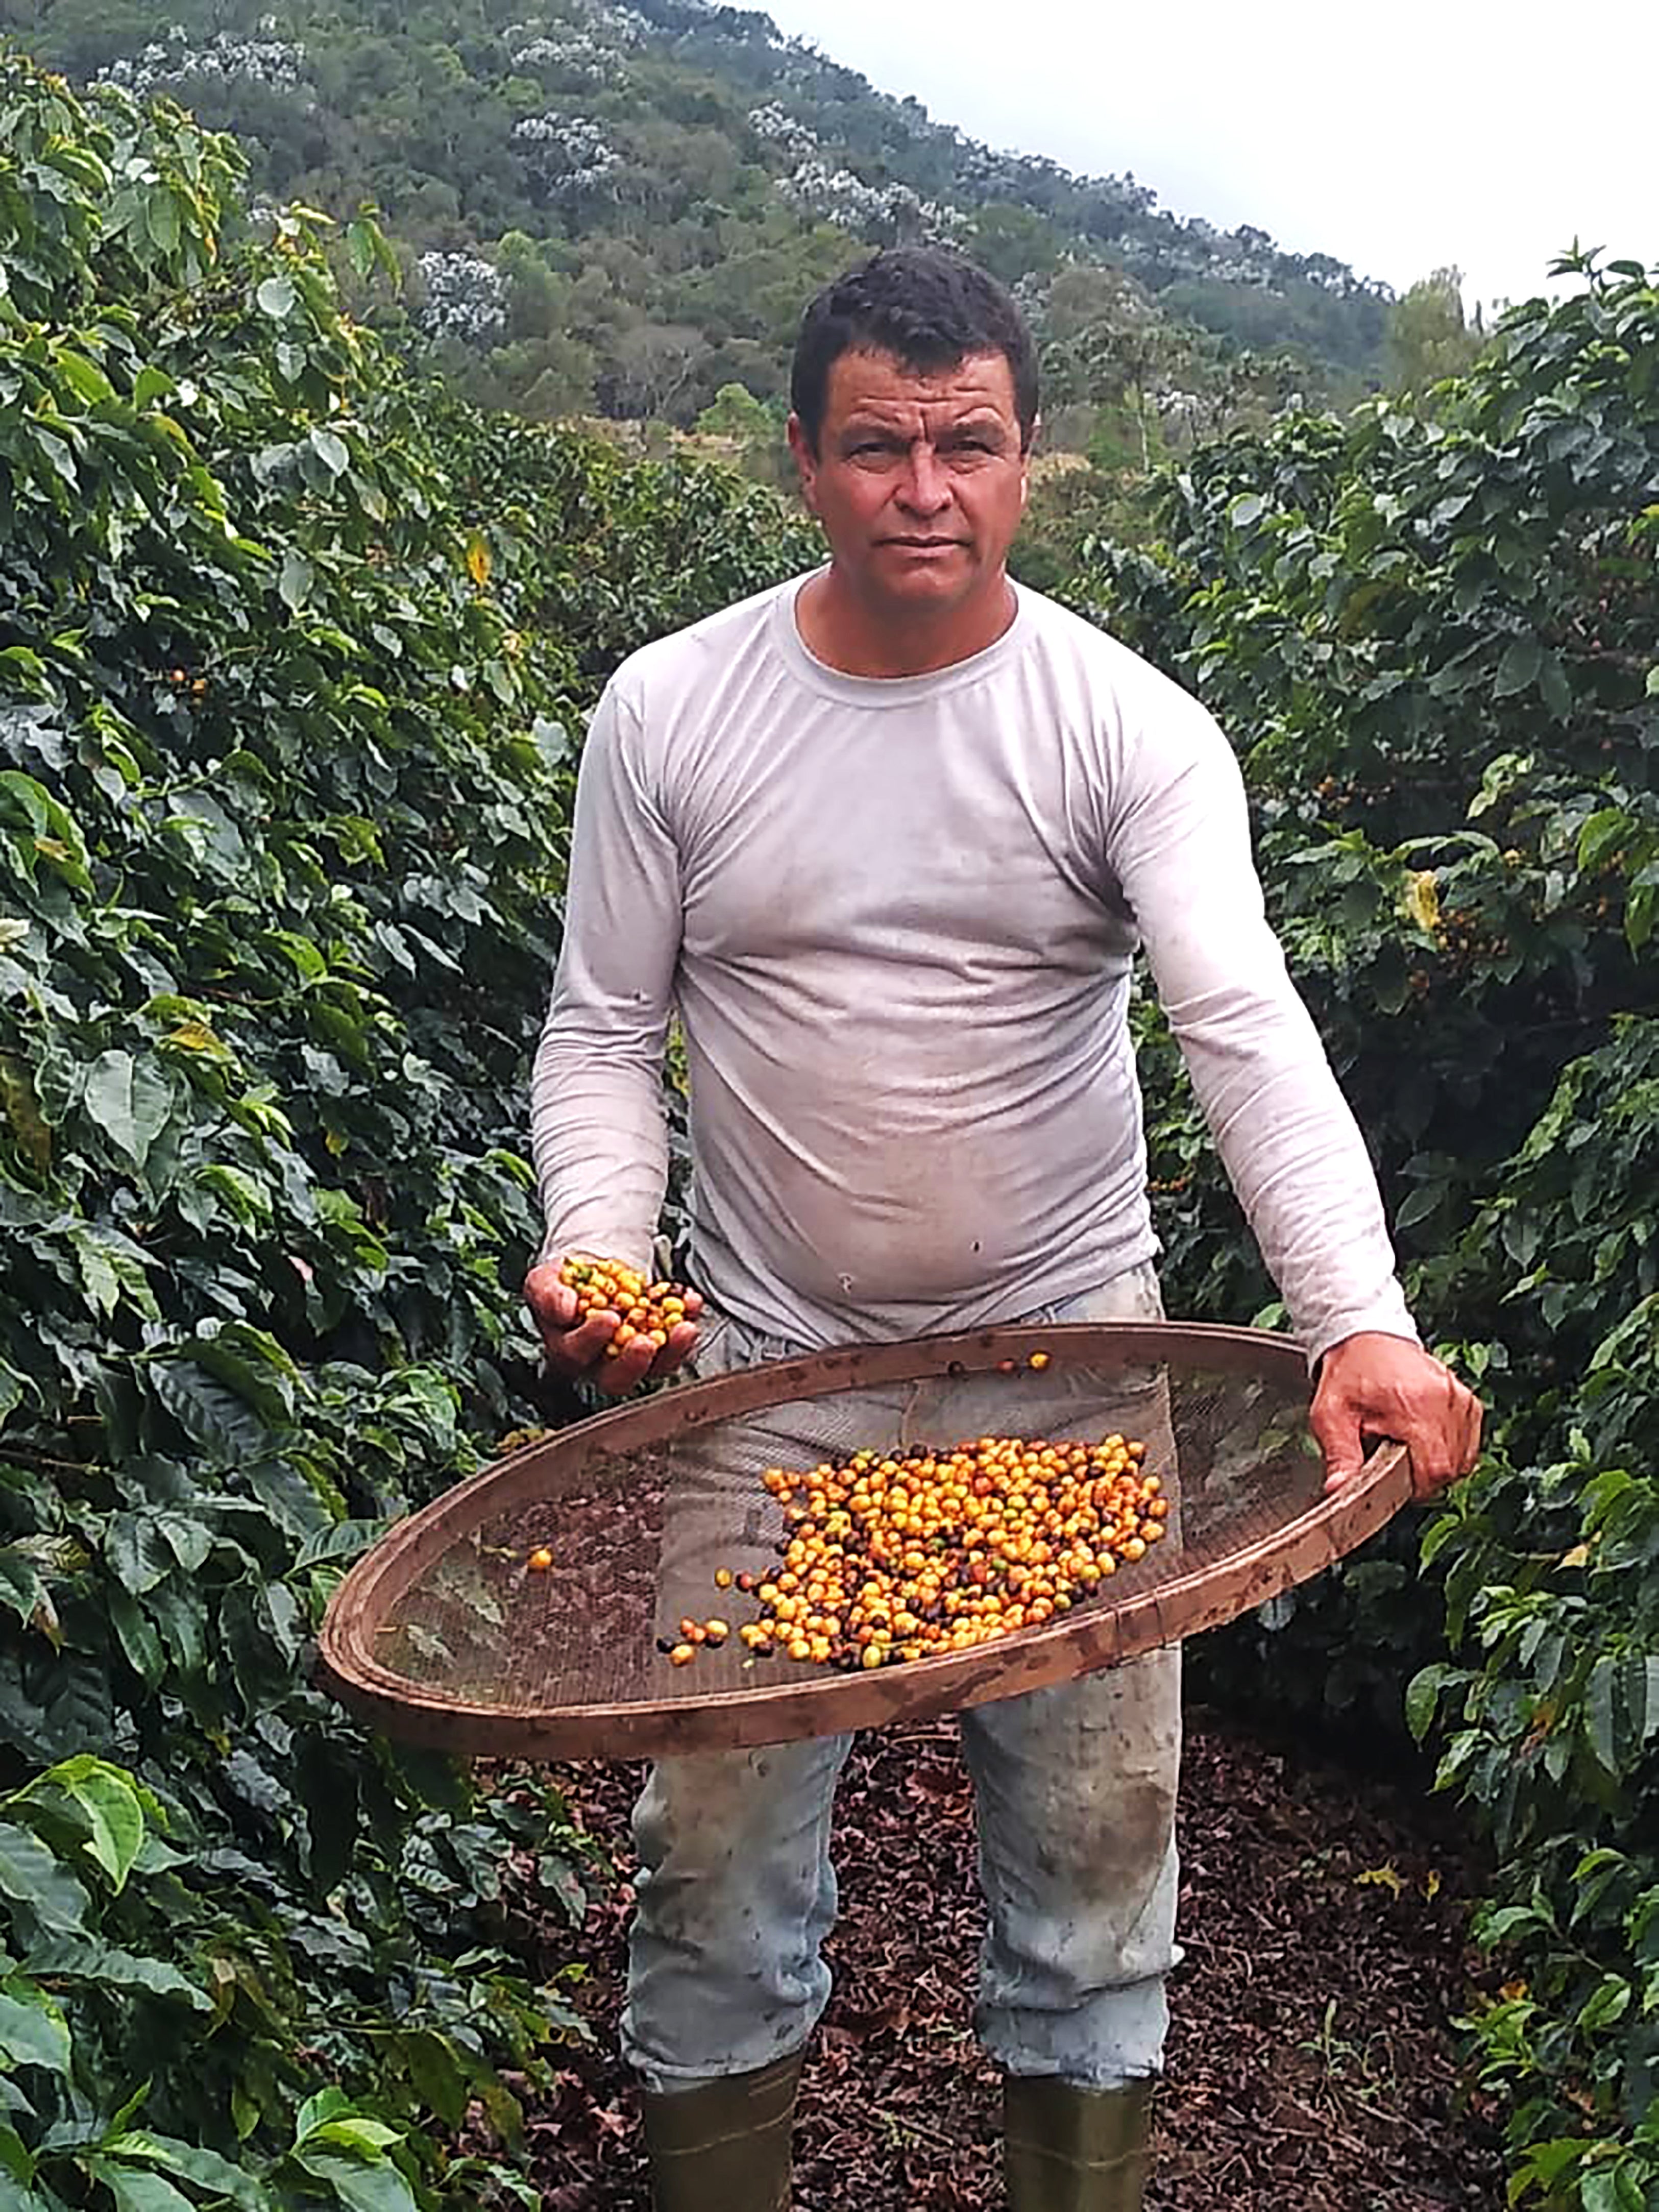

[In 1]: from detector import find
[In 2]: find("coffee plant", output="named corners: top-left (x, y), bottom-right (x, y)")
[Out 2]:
top-left (1079, 253), bottom-right (1658, 2204)
top-left (0, 55), bottom-right (816, 2209)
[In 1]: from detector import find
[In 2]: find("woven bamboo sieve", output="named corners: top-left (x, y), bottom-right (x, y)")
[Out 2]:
top-left (316, 1321), bottom-right (1411, 1760)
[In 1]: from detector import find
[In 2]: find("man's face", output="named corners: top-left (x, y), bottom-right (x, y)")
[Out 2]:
top-left (788, 347), bottom-right (1030, 625)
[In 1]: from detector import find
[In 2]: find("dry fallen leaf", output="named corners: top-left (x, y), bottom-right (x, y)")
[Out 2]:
top-left (1357, 1863), bottom-right (1406, 1898)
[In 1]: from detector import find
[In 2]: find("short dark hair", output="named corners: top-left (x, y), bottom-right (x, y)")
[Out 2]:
top-left (790, 247), bottom-right (1039, 455)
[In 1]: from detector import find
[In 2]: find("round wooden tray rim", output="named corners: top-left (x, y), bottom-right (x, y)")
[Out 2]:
top-left (316, 1321), bottom-right (1412, 1758)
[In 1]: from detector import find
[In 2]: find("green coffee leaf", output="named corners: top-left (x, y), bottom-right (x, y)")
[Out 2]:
top-left (1585, 1653), bottom-right (1619, 1776)
top-left (1579, 2163), bottom-right (1640, 2212)
top-left (88, 2164), bottom-right (195, 2212)
top-left (294, 2089), bottom-right (354, 2142)
top-left (0, 1552), bottom-right (47, 1630)
top-left (255, 275), bottom-right (296, 320)
top-left (309, 427), bottom-right (349, 478)
top-left (143, 190), bottom-right (180, 255)
top-left (1493, 635), bottom-right (1542, 698)
top-left (0, 1822), bottom-right (89, 1934)
top-left (107, 1588), bottom-right (166, 1687)
top-left (81, 1051), bottom-right (174, 1173)
top-left (43, 1757), bottom-right (147, 1890)
top-left (278, 550), bottom-right (313, 613)
top-left (0, 2177), bottom-right (59, 2212)
top-left (101, 2134), bottom-right (271, 2211)
top-left (185, 1325), bottom-right (301, 1424)
top-left (106, 1516), bottom-right (175, 1598)
top-left (53, 348), bottom-right (114, 406)
top-left (289, 2152), bottom-right (417, 2212)
top-left (68, 1225), bottom-right (158, 1320)
top-left (0, 2123), bottom-right (32, 2184)
top-left (24, 1939), bottom-right (208, 2011)
top-left (394, 2028), bottom-right (467, 2128)
top-left (1576, 1973), bottom-right (1632, 2032)
top-left (149, 1361), bottom-right (277, 1464)
top-left (306, 2119), bottom-right (403, 2158)
top-left (0, 1979), bottom-right (71, 2076)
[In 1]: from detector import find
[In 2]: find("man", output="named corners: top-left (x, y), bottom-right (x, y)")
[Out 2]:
top-left (525, 248), bottom-right (1480, 2211)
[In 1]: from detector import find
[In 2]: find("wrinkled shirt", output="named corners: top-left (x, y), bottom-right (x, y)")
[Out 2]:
top-left (531, 573), bottom-right (1417, 1360)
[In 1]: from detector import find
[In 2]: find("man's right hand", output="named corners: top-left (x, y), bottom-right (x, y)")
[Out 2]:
top-left (524, 1260), bottom-right (703, 1397)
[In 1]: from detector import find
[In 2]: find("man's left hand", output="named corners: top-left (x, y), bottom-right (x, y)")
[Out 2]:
top-left (1311, 1332), bottom-right (1482, 1500)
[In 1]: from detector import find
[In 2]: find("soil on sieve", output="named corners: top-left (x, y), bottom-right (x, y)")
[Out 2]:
top-left (510, 1704), bottom-right (1505, 2210)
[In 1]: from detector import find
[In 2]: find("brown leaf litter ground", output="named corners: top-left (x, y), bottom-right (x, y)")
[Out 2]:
top-left (504, 1705), bottom-right (1504, 2208)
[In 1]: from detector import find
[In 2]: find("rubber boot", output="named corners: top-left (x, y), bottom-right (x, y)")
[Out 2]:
top-left (640, 2051), bottom-right (802, 2212)
top-left (1003, 2074), bottom-right (1155, 2212)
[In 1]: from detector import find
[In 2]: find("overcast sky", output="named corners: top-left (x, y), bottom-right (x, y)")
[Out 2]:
top-left (753, 0), bottom-right (1655, 313)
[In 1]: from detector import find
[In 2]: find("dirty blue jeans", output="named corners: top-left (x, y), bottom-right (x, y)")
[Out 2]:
top-left (623, 1263), bottom-right (1182, 2095)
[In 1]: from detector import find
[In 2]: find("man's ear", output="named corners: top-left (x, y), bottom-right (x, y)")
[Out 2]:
top-left (786, 413), bottom-right (819, 513)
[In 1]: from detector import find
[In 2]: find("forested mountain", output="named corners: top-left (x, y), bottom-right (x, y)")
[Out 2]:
top-left (4, 0), bottom-right (1398, 435)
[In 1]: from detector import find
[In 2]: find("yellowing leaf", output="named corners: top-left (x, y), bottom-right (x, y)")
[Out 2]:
top-left (1356, 1864), bottom-right (1405, 1898)
top-left (1402, 868), bottom-right (1441, 936)
top-left (466, 532), bottom-right (492, 588)
top-left (0, 1054), bottom-right (51, 1172)
top-left (1558, 1542), bottom-right (1591, 1570)
top-left (162, 1020), bottom-right (230, 1059)
top-left (1424, 1868), bottom-right (1442, 1900)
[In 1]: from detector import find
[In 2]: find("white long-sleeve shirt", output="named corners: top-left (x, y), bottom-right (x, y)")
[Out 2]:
top-left (531, 571), bottom-right (1418, 1362)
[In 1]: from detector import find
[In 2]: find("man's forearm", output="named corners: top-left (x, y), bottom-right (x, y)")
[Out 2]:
top-left (531, 677), bottom-right (681, 1276)
top-left (1170, 981), bottom-right (1417, 1363)
top-left (1116, 706), bottom-right (1417, 1364)
top-left (529, 1013), bottom-right (670, 1275)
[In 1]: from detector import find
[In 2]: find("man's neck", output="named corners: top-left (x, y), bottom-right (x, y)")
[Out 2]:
top-left (795, 569), bottom-right (1017, 678)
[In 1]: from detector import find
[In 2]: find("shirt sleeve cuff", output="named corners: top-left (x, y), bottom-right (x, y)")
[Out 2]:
top-left (1301, 1292), bottom-right (1421, 1372)
top-left (537, 1226), bottom-right (660, 1280)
